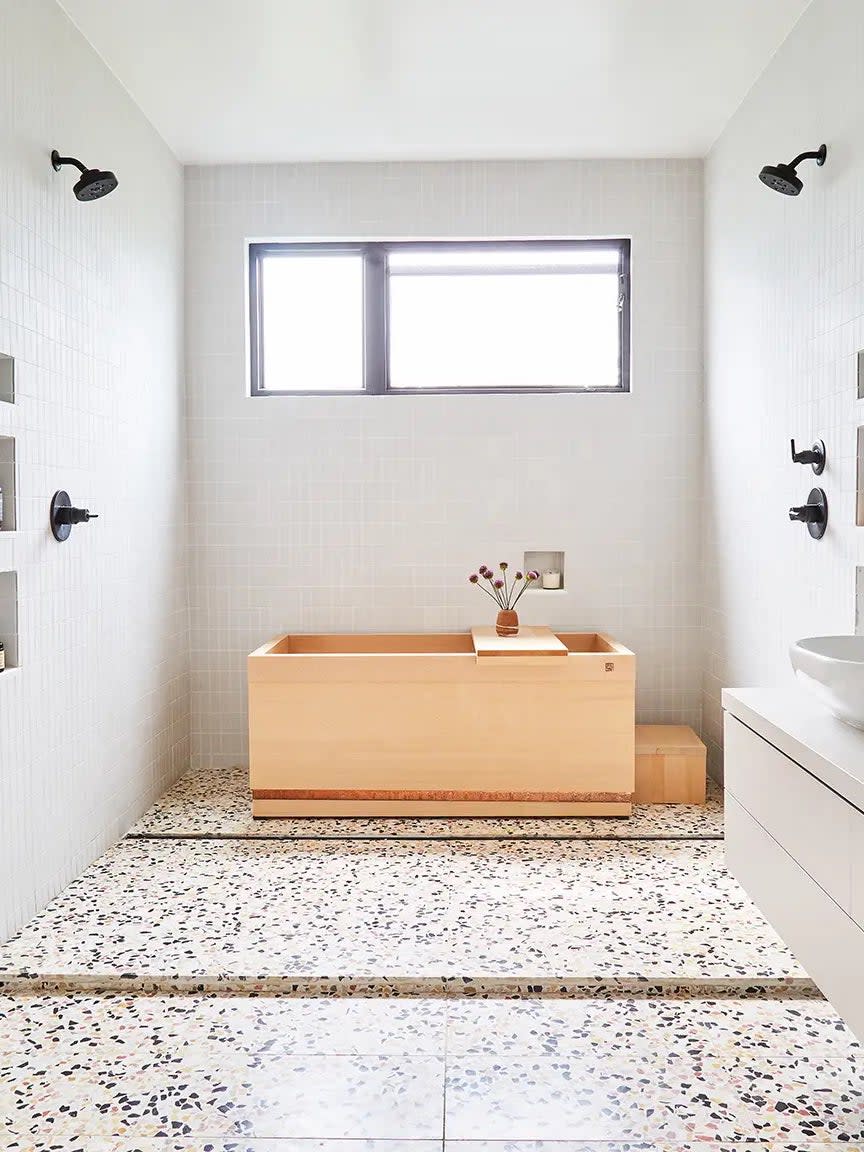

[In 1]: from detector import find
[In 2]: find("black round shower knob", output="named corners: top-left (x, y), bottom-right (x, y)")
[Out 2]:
top-left (788, 487), bottom-right (827, 540)
top-left (50, 490), bottom-right (99, 542)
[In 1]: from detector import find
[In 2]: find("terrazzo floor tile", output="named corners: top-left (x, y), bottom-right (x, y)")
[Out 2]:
top-left (442, 1146), bottom-right (864, 1152)
top-left (128, 767), bottom-right (724, 841)
top-left (1, 995), bottom-right (861, 1145)
top-left (1, 1053), bottom-right (446, 1140)
top-left (0, 994), bottom-right (448, 1059)
top-left (443, 998), bottom-right (864, 1142)
top-left (443, 996), bottom-right (862, 1058)
top-left (0, 838), bottom-right (806, 994)
top-left (1, 1143), bottom-right (443, 1151)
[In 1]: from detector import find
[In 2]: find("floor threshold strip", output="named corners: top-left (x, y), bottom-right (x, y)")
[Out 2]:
top-left (0, 974), bottom-right (821, 999)
top-left (125, 831), bottom-right (725, 843)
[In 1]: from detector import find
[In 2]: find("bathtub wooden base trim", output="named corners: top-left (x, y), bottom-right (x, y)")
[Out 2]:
top-left (253, 788), bottom-right (631, 803)
top-left (252, 798), bottom-right (633, 818)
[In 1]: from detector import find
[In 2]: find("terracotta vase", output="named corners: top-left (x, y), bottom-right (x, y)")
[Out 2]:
top-left (496, 609), bottom-right (519, 637)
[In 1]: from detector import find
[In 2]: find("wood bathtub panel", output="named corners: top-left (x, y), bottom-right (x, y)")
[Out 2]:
top-left (249, 653), bottom-right (635, 685)
top-left (249, 678), bottom-right (635, 796)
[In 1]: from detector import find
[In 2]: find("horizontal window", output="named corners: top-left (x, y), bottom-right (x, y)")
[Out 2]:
top-left (248, 239), bottom-right (630, 395)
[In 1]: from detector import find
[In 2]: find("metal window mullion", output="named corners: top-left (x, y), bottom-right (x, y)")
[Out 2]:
top-left (249, 246), bottom-right (265, 396)
top-left (618, 243), bottom-right (631, 392)
top-left (364, 246), bottom-right (387, 394)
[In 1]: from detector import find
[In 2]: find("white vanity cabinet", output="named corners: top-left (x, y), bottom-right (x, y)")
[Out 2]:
top-left (723, 688), bottom-right (864, 1041)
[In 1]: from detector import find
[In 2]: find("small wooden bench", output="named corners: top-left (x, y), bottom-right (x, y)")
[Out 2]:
top-left (635, 724), bottom-right (707, 804)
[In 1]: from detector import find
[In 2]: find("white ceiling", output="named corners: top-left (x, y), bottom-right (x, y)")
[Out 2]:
top-left (58, 0), bottom-right (812, 164)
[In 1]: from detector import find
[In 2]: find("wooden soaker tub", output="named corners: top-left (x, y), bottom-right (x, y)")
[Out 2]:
top-left (248, 628), bottom-right (635, 818)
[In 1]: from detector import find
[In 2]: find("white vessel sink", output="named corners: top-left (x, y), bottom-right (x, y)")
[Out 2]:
top-left (790, 636), bottom-right (864, 729)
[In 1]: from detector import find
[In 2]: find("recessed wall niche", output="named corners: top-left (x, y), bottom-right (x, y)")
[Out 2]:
top-left (0, 437), bottom-right (16, 532)
top-left (0, 570), bottom-right (18, 670)
top-left (0, 354), bottom-right (13, 405)
top-left (524, 549), bottom-right (566, 591)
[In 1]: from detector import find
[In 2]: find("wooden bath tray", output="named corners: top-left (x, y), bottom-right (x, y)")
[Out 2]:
top-left (471, 625), bottom-right (568, 658)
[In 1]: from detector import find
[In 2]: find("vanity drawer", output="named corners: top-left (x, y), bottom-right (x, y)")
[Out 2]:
top-left (726, 793), bottom-right (864, 1041)
top-left (724, 713), bottom-right (858, 913)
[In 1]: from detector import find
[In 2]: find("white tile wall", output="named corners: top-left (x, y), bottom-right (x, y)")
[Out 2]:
top-left (0, 0), bottom-right (188, 939)
top-left (185, 159), bottom-right (704, 767)
top-left (703, 0), bottom-right (864, 776)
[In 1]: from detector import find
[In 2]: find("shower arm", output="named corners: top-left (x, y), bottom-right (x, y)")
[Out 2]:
top-left (788, 148), bottom-right (827, 170)
top-left (51, 151), bottom-right (88, 174)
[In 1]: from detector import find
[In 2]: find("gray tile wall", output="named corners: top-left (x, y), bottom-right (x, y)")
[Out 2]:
top-left (185, 158), bottom-right (704, 767)
top-left (0, 0), bottom-right (188, 938)
top-left (704, 0), bottom-right (864, 775)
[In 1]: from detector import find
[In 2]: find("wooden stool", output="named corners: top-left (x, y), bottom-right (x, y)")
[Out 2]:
top-left (635, 725), bottom-right (707, 804)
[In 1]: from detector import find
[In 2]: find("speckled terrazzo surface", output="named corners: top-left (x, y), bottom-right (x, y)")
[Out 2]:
top-left (0, 836), bottom-right (807, 995)
top-left (1, 993), bottom-right (862, 1144)
top-left (128, 766), bottom-right (725, 840)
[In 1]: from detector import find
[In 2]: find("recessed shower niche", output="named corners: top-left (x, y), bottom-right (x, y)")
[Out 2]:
top-left (0, 437), bottom-right (16, 532)
top-left (0, 355), bottom-right (13, 405)
top-left (524, 549), bottom-right (566, 591)
top-left (0, 571), bottom-right (19, 670)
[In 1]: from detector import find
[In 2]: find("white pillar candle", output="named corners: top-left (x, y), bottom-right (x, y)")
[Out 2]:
top-left (542, 570), bottom-right (561, 589)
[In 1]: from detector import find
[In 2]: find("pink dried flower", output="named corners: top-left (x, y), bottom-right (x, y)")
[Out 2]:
top-left (499, 561), bottom-right (508, 571)
top-left (515, 571), bottom-right (524, 581)
top-left (527, 570), bottom-right (540, 580)
top-left (483, 570), bottom-right (494, 580)
top-left (469, 573), bottom-right (479, 583)
top-left (493, 578), bottom-right (505, 589)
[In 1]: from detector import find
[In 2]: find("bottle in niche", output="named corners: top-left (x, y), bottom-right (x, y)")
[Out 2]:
top-left (0, 642), bottom-right (5, 672)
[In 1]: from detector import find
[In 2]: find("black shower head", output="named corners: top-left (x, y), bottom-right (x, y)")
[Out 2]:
top-left (759, 162), bottom-right (803, 196)
top-left (758, 144), bottom-right (827, 196)
top-left (51, 150), bottom-right (118, 201)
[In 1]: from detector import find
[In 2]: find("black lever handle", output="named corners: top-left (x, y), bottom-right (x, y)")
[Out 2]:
top-left (790, 438), bottom-right (826, 474)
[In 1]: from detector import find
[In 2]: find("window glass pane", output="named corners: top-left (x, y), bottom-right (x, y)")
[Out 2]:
top-left (260, 254), bottom-right (363, 391)
top-left (388, 263), bottom-right (620, 391)
top-left (388, 246), bottom-right (618, 273)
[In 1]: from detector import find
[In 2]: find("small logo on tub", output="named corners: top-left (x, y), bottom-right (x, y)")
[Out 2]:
top-left (605, 662), bottom-right (615, 672)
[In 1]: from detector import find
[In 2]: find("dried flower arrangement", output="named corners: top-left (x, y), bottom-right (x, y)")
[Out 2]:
top-left (468, 563), bottom-right (540, 636)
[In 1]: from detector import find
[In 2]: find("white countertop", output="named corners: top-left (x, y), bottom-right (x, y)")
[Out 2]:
top-left (723, 686), bottom-right (864, 814)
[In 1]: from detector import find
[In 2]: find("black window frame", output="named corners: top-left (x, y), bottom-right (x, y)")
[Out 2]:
top-left (248, 238), bottom-right (631, 396)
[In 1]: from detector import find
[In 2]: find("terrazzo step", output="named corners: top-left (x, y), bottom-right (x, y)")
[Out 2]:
top-left (0, 837), bottom-right (813, 997)
top-left (127, 765), bottom-right (725, 840)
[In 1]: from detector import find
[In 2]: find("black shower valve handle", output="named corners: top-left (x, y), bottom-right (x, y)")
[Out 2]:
top-left (50, 490), bottom-right (99, 541)
top-left (790, 438), bottom-right (826, 474)
top-left (53, 505), bottom-right (98, 526)
top-left (789, 502), bottom-right (822, 523)
top-left (789, 487), bottom-right (828, 539)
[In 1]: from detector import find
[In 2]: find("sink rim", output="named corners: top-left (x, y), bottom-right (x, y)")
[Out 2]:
top-left (792, 635), bottom-right (864, 666)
